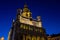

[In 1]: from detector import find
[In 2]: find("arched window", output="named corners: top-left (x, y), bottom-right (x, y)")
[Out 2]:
top-left (26, 35), bottom-right (31, 40)
top-left (32, 36), bottom-right (36, 40)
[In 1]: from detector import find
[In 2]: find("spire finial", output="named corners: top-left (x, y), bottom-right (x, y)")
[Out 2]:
top-left (24, 3), bottom-right (28, 8)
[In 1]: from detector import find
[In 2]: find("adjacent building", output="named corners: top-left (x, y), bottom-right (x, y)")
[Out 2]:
top-left (47, 34), bottom-right (60, 40)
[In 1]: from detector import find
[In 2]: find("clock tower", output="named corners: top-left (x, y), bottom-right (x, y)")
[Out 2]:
top-left (8, 4), bottom-right (47, 40)
top-left (21, 4), bottom-right (32, 18)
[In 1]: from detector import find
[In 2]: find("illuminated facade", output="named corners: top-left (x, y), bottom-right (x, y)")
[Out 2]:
top-left (8, 4), bottom-right (47, 40)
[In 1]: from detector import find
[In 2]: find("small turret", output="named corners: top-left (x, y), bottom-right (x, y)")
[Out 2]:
top-left (17, 8), bottom-right (22, 15)
top-left (17, 8), bottom-right (22, 20)
top-left (37, 16), bottom-right (42, 27)
top-left (37, 16), bottom-right (41, 21)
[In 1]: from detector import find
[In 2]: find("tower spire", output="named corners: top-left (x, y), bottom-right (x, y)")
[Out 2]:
top-left (23, 3), bottom-right (29, 12)
top-left (21, 3), bottom-right (32, 18)
top-left (24, 3), bottom-right (28, 8)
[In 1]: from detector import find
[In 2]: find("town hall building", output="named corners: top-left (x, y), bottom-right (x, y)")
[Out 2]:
top-left (8, 4), bottom-right (47, 40)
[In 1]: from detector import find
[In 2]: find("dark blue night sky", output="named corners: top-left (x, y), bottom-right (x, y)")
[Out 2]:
top-left (0, 0), bottom-right (60, 40)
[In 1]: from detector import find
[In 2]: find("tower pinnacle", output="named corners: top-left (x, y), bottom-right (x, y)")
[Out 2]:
top-left (23, 3), bottom-right (30, 12)
top-left (21, 4), bottom-right (32, 18)
top-left (24, 3), bottom-right (28, 8)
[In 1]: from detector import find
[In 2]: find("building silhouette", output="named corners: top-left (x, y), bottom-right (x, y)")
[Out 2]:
top-left (8, 4), bottom-right (47, 40)
top-left (7, 4), bottom-right (60, 40)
